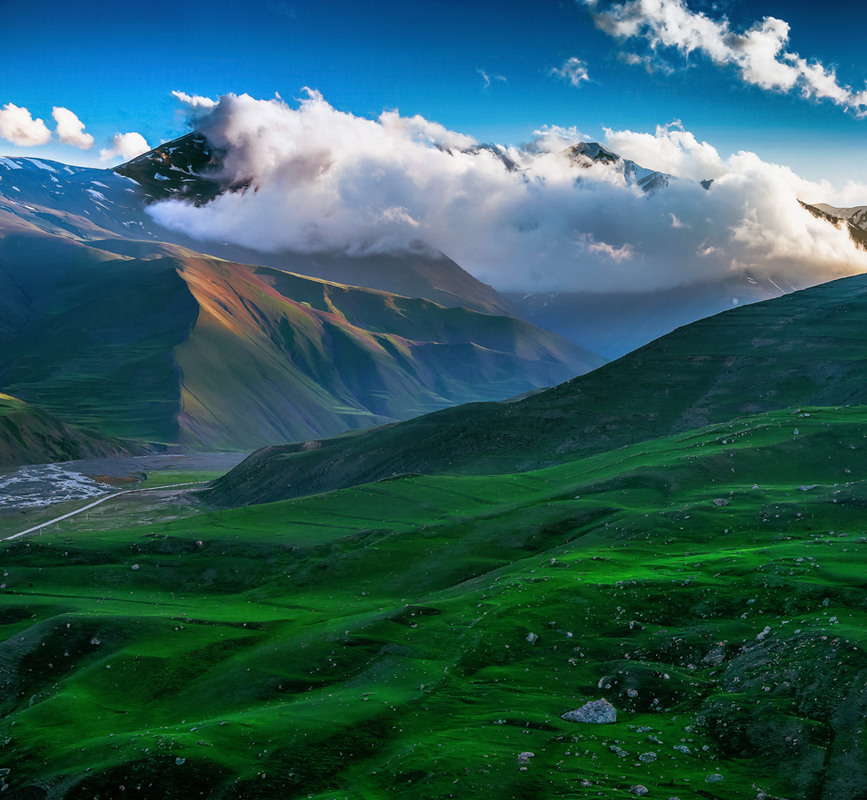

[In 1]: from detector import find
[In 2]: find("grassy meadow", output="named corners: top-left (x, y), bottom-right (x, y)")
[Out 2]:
top-left (1, 406), bottom-right (864, 797)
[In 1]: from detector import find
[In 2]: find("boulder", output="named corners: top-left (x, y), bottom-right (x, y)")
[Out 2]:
top-left (561, 698), bottom-right (617, 724)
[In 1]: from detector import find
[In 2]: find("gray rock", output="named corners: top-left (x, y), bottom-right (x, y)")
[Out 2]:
top-left (561, 698), bottom-right (617, 724)
top-left (630, 786), bottom-right (649, 796)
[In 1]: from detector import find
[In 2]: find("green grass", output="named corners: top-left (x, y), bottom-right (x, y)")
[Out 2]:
top-left (138, 470), bottom-right (227, 488)
top-left (0, 406), bottom-right (865, 797)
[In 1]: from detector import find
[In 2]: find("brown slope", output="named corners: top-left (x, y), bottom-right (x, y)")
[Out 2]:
top-left (169, 253), bottom-right (602, 450)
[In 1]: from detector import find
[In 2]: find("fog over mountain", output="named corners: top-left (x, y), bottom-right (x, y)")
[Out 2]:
top-left (148, 90), bottom-right (867, 299)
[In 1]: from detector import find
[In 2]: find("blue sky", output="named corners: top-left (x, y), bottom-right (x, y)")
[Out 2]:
top-left (2, 0), bottom-right (867, 187)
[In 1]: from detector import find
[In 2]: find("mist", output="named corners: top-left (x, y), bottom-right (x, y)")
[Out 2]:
top-left (148, 91), bottom-right (867, 295)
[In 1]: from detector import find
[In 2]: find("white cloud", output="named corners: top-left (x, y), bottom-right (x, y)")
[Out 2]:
top-left (0, 103), bottom-right (51, 146)
top-left (604, 120), bottom-right (724, 181)
top-left (172, 90), bottom-right (218, 109)
top-left (477, 69), bottom-right (507, 90)
top-left (148, 91), bottom-right (867, 296)
top-left (550, 57), bottom-right (591, 88)
top-left (99, 132), bottom-right (151, 163)
top-left (581, 0), bottom-right (867, 114)
top-left (52, 107), bottom-right (94, 149)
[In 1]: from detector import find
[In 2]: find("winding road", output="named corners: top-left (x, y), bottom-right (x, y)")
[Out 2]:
top-left (2, 482), bottom-right (207, 541)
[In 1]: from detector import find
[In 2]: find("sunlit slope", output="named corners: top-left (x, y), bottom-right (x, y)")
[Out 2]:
top-left (0, 394), bottom-right (136, 469)
top-left (0, 224), bottom-right (600, 452)
top-left (208, 270), bottom-right (867, 506)
top-left (173, 256), bottom-right (601, 449)
top-left (1, 406), bottom-right (864, 798)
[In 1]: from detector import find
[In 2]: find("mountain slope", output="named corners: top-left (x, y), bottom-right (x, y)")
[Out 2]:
top-left (207, 269), bottom-right (867, 505)
top-left (0, 222), bottom-right (601, 452)
top-left (0, 394), bottom-right (138, 469)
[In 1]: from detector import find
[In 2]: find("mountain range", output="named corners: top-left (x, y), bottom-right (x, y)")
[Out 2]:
top-left (0, 151), bottom-right (600, 455)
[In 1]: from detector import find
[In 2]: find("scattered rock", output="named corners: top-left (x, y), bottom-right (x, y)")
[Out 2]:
top-left (702, 644), bottom-right (726, 666)
top-left (517, 751), bottom-right (534, 771)
top-left (638, 751), bottom-right (657, 762)
top-left (705, 773), bottom-right (723, 783)
top-left (713, 498), bottom-right (729, 507)
top-left (561, 698), bottom-right (617, 724)
top-left (526, 632), bottom-right (539, 644)
top-left (630, 785), bottom-right (649, 796)
top-left (673, 744), bottom-right (690, 754)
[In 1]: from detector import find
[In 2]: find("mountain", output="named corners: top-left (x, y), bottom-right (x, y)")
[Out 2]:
top-left (114, 134), bottom-right (517, 315)
top-left (804, 201), bottom-right (867, 248)
top-left (206, 268), bottom-right (867, 506)
top-left (505, 273), bottom-right (799, 359)
top-left (565, 140), bottom-right (671, 192)
top-left (0, 216), bottom-right (600, 452)
top-left (0, 393), bottom-right (138, 469)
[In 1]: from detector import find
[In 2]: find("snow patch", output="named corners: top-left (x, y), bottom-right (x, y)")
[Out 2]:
top-left (0, 157), bottom-right (22, 170)
top-left (23, 158), bottom-right (57, 173)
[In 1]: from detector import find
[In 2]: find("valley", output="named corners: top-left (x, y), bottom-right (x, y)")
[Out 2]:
top-left (1, 129), bottom-right (866, 799)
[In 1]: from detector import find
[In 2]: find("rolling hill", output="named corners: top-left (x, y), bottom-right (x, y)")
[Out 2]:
top-left (0, 393), bottom-right (138, 469)
top-left (206, 268), bottom-right (867, 506)
top-left (0, 404), bottom-right (864, 798)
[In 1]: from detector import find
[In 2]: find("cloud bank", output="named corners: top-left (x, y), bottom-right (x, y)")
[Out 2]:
top-left (581, 0), bottom-right (867, 114)
top-left (148, 90), bottom-right (867, 295)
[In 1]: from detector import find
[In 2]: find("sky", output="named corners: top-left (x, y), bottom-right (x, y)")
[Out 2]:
top-left (2, 0), bottom-right (867, 187)
top-left (5, 0), bottom-right (867, 301)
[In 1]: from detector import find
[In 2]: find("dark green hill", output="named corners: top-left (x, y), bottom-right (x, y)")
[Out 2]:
top-left (207, 270), bottom-right (867, 506)
top-left (0, 393), bottom-right (138, 469)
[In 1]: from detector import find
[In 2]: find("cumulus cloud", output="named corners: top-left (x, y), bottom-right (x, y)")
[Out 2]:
top-left (99, 132), bottom-right (151, 163)
top-left (0, 103), bottom-right (51, 146)
top-left (550, 57), bottom-right (591, 88)
top-left (52, 107), bottom-right (94, 149)
top-left (581, 0), bottom-right (867, 114)
top-left (172, 90), bottom-right (218, 109)
top-left (149, 90), bottom-right (867, 295)
top-left (604, 120), bottom-right (724, 181)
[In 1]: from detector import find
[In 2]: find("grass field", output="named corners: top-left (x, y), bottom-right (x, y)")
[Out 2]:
top-left (1, 406), bottom-right (864, 798)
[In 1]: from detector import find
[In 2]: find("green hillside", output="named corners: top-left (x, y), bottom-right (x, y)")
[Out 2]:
top-left (0, 406), bottom-right (864, 798)
top-left (0, 393), bottom-right (138, 469)
top-left (206, 269), bottom-right (867, 506)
